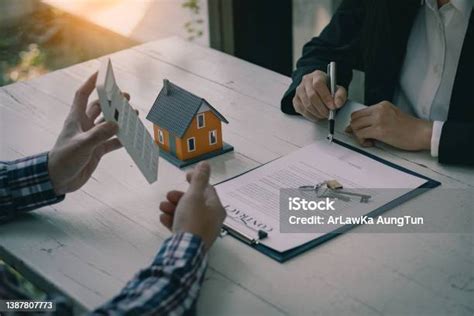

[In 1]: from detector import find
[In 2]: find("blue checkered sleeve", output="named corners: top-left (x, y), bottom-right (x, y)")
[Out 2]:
top-left (0, 153), bottom-right (65, 222)
top-left (91, 232), bottom-right (208, 316)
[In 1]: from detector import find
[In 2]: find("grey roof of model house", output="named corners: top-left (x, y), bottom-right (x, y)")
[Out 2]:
top-left (146, 79), bottom-right (229, 138)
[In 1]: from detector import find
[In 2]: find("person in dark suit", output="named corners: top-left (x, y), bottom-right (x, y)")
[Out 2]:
top-left (281, 0), bottom-right (473, 165)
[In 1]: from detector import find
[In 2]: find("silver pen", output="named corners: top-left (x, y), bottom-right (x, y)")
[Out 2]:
top-left (327, 62), bottom-right (337, 143)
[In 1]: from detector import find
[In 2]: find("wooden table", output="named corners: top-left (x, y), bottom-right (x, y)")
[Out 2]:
top-left (1, 37), bottom-right (473, 315)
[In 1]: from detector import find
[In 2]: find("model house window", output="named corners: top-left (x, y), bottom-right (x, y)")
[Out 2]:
top-left (114, 109), bottom-right (119, 121)
top-left (158, 130), bottom-right (164, 144)
top-left (197, 113), bottom-right (205, 129)
top-left (187, 137), bottom-right (196, 152)
top-left (209, 130), bottom-right (217, 145)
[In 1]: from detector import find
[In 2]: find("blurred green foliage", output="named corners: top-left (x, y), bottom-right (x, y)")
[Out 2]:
top-left (0, 5), bottom-right (59, 86)
top-left (0, 4), bottom-right (134, 87)
top-left (182, 0), bottom-right (204, 41)
top-left (1, 1), bottom-right (201, 87)
top-left (182, 0), bottom-right (200, 14)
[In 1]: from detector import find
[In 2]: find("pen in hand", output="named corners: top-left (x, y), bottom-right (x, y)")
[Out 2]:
top-left (327, 62), bottom-right (337, 143)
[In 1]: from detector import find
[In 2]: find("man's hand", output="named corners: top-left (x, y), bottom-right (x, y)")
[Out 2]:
top-left (346, 101), bottom-right (433, 151)
top-left (159, 162), bottom-right (226, 251)
top-left (293, 70), bottom-right (347, 121)
top-left (48, 73), bottom-right (129, 195)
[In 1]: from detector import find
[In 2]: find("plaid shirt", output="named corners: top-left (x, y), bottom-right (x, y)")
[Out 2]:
top-left (92, 233), bottom-right (207, 316)
top-left (0, 153), bottom-right (65, 221)
top-left (0, 153), bottom-right (208, 315)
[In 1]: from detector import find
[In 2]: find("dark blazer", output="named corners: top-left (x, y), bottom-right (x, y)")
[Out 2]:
top-left (281, 0), bottom-right (474, 165)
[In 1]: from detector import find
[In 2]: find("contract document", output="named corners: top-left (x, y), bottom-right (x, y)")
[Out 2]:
top-left (216, 140), bottom-right (431, 255)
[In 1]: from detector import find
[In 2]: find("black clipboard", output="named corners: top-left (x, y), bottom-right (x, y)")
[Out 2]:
top-left (217, 139), bottom-right (441, 263)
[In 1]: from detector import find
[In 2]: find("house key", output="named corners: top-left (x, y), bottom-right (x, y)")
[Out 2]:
top-left (299, 181), bottom-right (370, 203)
top-left (318, 187), bottom-right (351, 202)
top-left (329, 188), bottom-right (371, 203)
top-left (299, 183), bottom-right (349, 201)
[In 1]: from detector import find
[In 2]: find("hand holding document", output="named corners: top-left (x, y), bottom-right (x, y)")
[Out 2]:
top-left (96, 59), bottom-right (159, 184)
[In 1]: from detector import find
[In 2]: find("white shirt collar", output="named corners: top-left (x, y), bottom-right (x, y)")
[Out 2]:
top-left (425, 0), bottom-right (472, 17)
top-left (450, 0), bottom-right (472, 17)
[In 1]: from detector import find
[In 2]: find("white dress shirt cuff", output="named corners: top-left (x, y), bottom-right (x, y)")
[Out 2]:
top-left (430, 121), bottom-right (445, 157)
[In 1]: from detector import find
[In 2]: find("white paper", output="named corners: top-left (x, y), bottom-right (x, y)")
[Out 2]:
top-left (97, 59), bottom-right (159, 184)
top-left (216, 140), bottom-right (427, 253)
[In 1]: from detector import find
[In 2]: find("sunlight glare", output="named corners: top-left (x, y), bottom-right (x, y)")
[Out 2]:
top-left (43, 0), bottom-right (154, 36)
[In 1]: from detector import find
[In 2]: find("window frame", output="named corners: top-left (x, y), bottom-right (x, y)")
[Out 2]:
top-left (209, 129), bottom-right (218, 145)
top-left (197, 113), bottom-right (206, 129)
top-left (187, 137), bottom-right (196, 152)
top-left (158, 130), bottom-right (164, 144)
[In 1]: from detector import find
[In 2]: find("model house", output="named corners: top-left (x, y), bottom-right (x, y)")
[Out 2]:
top-left (146, 79), bottom-right (233, 167)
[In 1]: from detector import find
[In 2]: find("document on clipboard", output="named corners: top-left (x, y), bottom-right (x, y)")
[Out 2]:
top-left (215, 139), bottom-right (440, 261)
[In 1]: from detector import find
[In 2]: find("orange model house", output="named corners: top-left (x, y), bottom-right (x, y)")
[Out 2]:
top-left (146, 79), bottom-right (234, 167)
